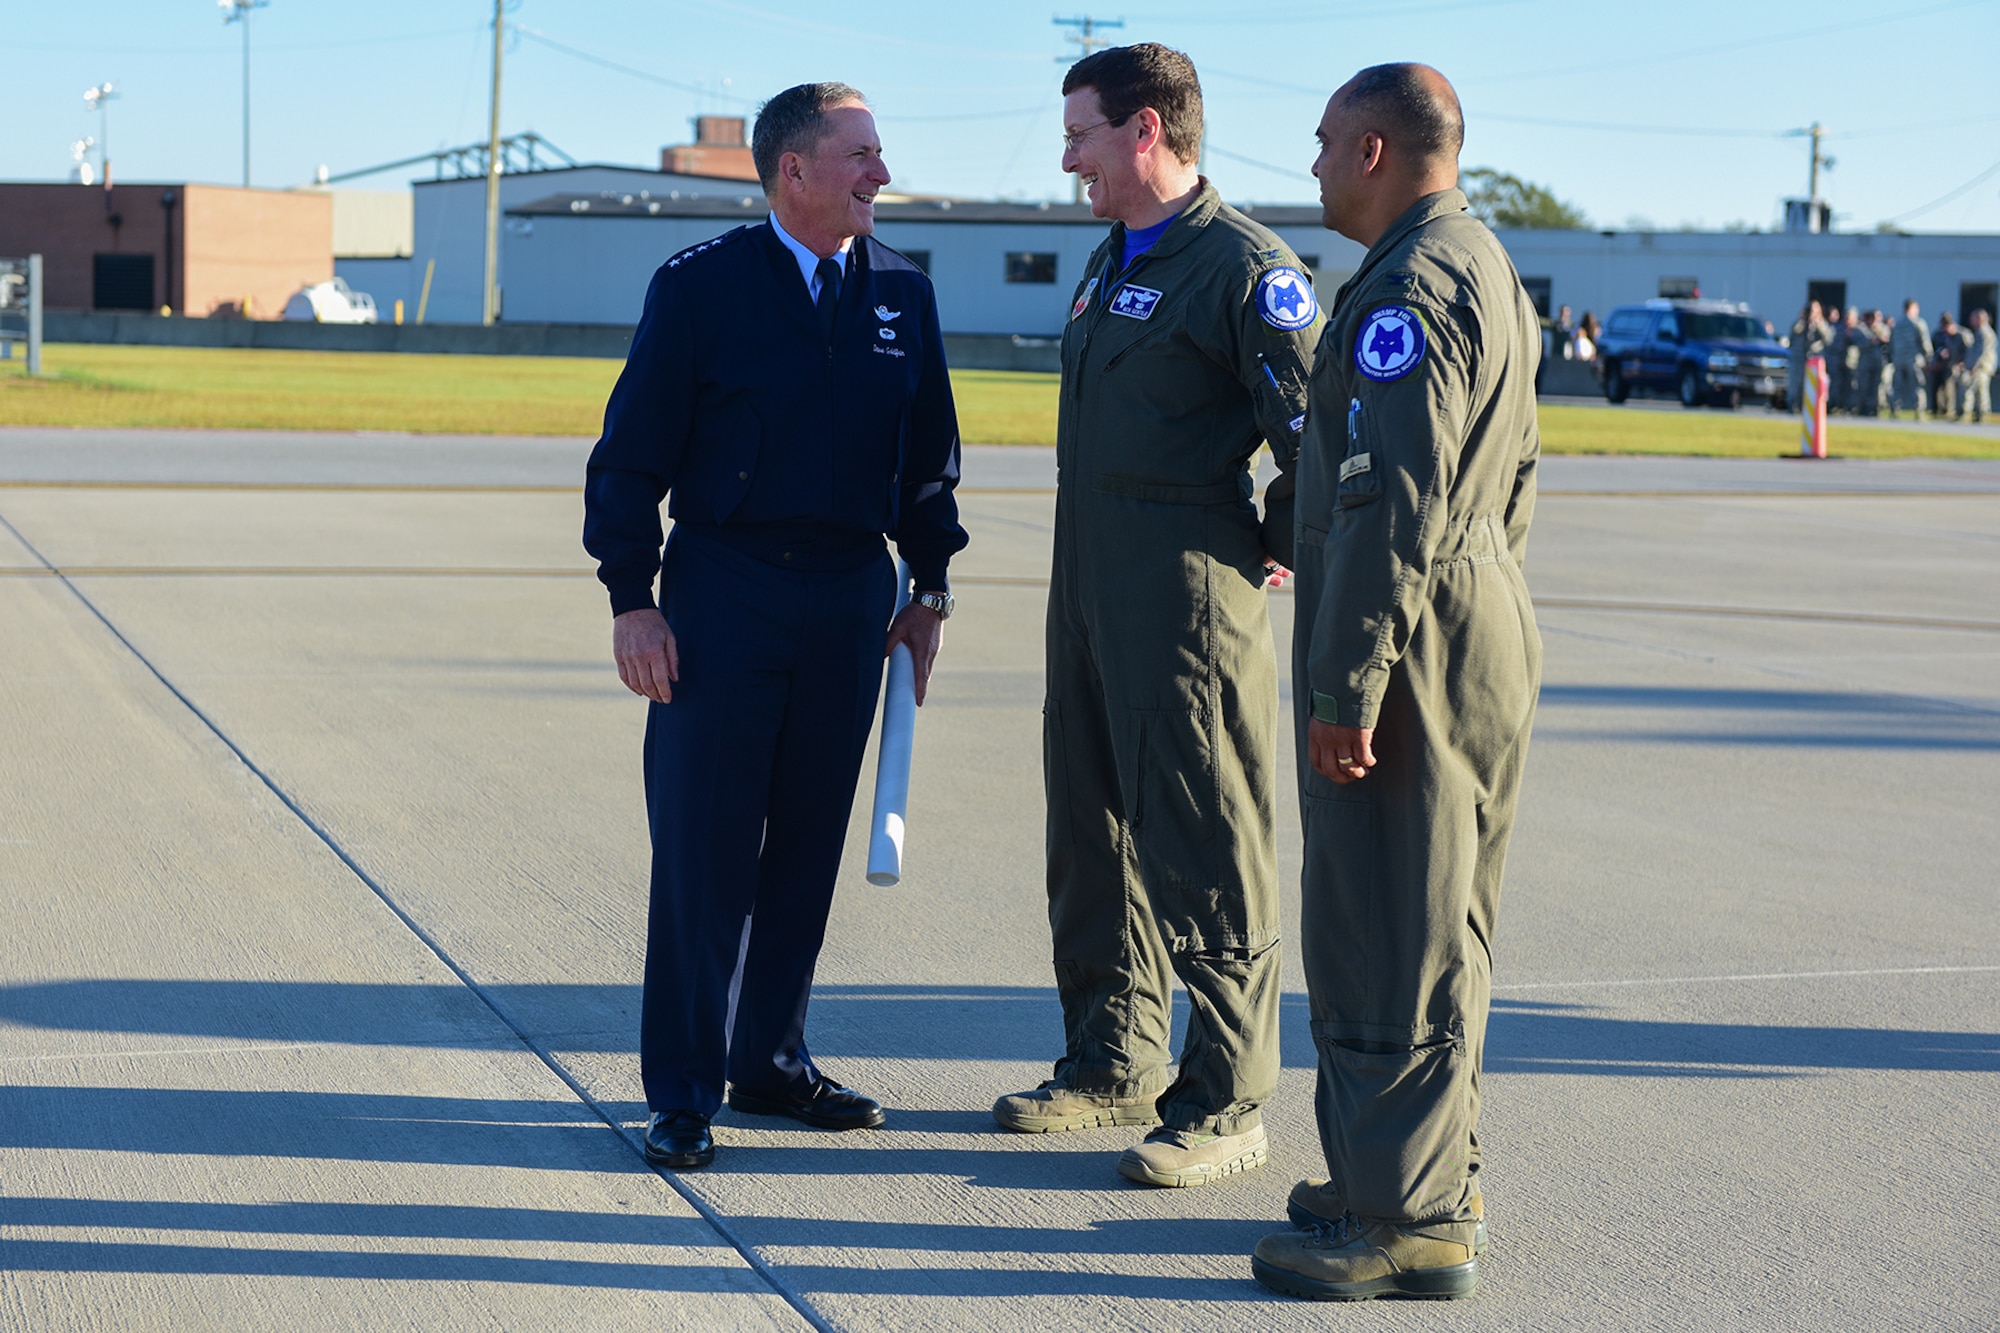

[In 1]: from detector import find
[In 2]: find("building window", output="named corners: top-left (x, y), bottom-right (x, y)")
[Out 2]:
top-left (900, 249), bottom-right (931, 275)
top-left (93, 253), bottom-right (154, 311)
top-left (1520, 276), bottom-right (1553, 319)
top-left (1005, 252), bottom-right (1057, 284)
top-left (1657, 276), bottom-right (1699, 299)
top-left (1960, 282), bottom-right (1997, 324)
top-left (1806, 280), bottom-right (1847, 316)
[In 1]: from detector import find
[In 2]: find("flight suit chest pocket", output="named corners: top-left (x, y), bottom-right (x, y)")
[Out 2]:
top-left (1337, 396), bottom-right (1383, 509)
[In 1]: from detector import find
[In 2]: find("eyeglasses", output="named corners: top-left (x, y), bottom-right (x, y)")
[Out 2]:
top-left (1061, 113), bottom-right (1132, 151)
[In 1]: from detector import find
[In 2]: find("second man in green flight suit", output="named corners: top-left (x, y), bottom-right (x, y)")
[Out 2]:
top-left (991, 42), bottom-right (1320, 1188)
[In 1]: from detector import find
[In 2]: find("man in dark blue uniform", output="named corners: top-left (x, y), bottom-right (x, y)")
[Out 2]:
top-left (582, 81), bottom-right (968, 1171)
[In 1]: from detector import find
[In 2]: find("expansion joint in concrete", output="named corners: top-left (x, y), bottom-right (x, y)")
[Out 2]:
top-left (0, 504), bottom-right (839, 1333)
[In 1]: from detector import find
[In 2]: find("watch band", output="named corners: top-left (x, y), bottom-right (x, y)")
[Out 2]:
top-left (916, 590), bottom-right (954, 620)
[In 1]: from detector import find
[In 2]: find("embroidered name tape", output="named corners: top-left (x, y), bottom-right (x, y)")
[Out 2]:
top-left (1354, 305), bottom-right (1426, 381)
top-left (1109, 284), bottom-right (1163, 320)
top-left (1339, 452), bottom-right (1373, 483)
top-left (1256, 266), bottom-right (1318, 331)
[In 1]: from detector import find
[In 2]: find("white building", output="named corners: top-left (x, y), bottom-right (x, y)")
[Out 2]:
top-left (337, 166), bottom-right (766, 325)
top-left (499, 193), bottom-right (1361, 335)
top-left (340, 161), bottom-right (2000, 340)
top-left (498, 191), bottom-right (2000, 339)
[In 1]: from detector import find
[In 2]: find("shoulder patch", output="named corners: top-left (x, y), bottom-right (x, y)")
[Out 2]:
top-left (1070, 276), bottom-right (1100, 322)
top-left (1256, 266), bottom-right (1319, 331)
top-left (664, 227), bottom-right (745, 270)
top-left (1354, 305), bottom-right (1427, 381)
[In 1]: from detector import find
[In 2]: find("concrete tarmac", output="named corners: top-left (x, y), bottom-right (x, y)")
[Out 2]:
top-left (2, 430), bottom-right (1996, 1331)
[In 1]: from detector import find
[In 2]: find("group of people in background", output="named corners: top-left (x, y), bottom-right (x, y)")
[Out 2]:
top-left (1549, 305), bottom-right (1600, 363)
top-left (1787, 299), bottom-right (1997, 421)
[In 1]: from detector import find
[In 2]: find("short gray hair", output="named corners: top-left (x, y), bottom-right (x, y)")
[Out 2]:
top-left (752, 82), bottom-right (867, 193)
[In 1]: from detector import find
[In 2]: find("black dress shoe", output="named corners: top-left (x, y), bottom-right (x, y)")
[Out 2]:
top-left (644, 1111), bottom-right (714, 1168)
top-left (727, 1078), bottom-right (885, 1130)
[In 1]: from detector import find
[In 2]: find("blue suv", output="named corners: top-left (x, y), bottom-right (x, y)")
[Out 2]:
top-left (1598, 299), bottom-right (1791, 408)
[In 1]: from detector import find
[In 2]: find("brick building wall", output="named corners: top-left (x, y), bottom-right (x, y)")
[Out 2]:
top-left (0, 182), bottom-right (331, 317)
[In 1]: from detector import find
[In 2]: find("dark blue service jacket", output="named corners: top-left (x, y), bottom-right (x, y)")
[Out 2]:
top-left (584, 223), bottom-right (969, 615)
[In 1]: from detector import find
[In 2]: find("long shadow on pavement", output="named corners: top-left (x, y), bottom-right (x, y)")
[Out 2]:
top-left (2, 980), bottom-right (1994, 1075)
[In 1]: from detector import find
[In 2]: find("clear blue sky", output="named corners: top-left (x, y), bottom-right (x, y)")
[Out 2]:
top-left (7, 0), bottom-right (1998, 232)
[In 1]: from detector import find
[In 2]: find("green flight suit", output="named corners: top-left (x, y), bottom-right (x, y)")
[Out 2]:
top-left (1045, 182), bottom-right (1318, 1136)
top-left (1292, 188), bottom-right (1542, 1224)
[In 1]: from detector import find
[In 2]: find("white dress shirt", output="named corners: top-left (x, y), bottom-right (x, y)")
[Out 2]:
top-left (769, 212), bottom-right (852, 302)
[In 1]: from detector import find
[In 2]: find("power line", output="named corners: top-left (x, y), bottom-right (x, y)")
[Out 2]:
top-left (1477, 111), bottom-right (1779, 139)
top-left (1053, 14), bottom-right (1125, 63)
top-left (513, 25), bottom-right (752, 103)
top-left (1204, 142), bottom-right (1314, 183)
top-left (1886, 153), bottom-right (2000, 224)
top-left (1146, 0), bottom-right (1528, 23)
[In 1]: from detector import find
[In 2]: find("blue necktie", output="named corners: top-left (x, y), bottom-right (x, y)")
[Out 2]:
top-left (815, 256), bottom-right (842, 343)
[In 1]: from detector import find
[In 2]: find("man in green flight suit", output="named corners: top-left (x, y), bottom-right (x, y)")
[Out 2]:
top-left (1251, 64), bottom-right (1541, 1301)
top-left (990, 42), bottom-right (1319, 1188)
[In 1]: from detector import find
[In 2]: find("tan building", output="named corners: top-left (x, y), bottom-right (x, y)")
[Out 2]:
top-left (0, 182), bottom-right (331, 318)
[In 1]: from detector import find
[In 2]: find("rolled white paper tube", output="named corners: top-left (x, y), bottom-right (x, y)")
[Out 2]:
top-left (867, 642), bottom-right (917, 886)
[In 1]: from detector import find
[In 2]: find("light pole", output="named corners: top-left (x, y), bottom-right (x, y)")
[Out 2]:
top-left (219, 0), bottom-right (270, 187)
top-left (83, 83), bottom-right (118, 187)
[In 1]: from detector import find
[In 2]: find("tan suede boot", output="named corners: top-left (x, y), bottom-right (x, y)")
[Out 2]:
top-left (1116, 1124), bottom-right (1267, 1187)
top-left (1253, 1214), bottom-right (1479, 1301)
top-left (991, 1081), bottom-right (1160, 1133)
top-left (1286, 1178), bottom-right (1487, 1254)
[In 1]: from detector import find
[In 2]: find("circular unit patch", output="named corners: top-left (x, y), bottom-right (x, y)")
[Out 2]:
top-left (1354, 305), bottom-right (1426, 381)
top-left (1256, 266), bottom-right (1319, 331)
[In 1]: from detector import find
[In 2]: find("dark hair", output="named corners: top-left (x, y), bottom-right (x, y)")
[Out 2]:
top-left (751, 82), bottom-right (867, 193)
top-left (1061, 43), bottom-right (1203, 165)
top-left (1339, 63), bottom-right (1463, 164)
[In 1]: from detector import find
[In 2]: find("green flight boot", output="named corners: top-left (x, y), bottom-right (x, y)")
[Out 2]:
top-left (1117, 1123), bottom-right (1267, 1187)
top-left (1286, 1179), bottom-right (1487, 1255)
top-left (991, 1081), bottom-right (1160, 1134)
top-left (1253, 1215), bottom-right (1478, 1301)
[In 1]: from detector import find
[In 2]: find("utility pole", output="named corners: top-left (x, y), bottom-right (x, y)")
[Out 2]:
top-left (220, 0), bottom-right (270, 188)
top-left (482, 0), bottom-right (504, 326)
top-left (1806, 122), bottom-right (1831, 202)
top-left (83, 83), bottom-right (118, 189)
top-left (1053, 15), bottom-right (1124, 203)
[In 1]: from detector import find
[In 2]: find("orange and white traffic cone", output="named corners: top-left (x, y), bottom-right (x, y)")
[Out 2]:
top-left (1800, 355), bottom-right (1829, 458)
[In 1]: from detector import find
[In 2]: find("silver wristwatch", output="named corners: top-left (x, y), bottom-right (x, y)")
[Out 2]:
top-left (915, 591), bottom-right (954, 620)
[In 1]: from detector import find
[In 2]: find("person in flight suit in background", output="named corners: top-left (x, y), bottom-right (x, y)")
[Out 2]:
top-left (991, 42), bottom-right (1319, 1190)
top-left (583, 81), bottom-right (968, 1171)
top-left (1888, 299), bottom-right (1932, 420)
top-left (1251, 63), bottom-right (1541, 1302)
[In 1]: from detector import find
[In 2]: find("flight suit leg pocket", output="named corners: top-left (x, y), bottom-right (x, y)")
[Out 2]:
top-left (1129, 707), bottom-right (1217, 851)
top-left (1310, 1020), bottom-right (1471, 1221)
